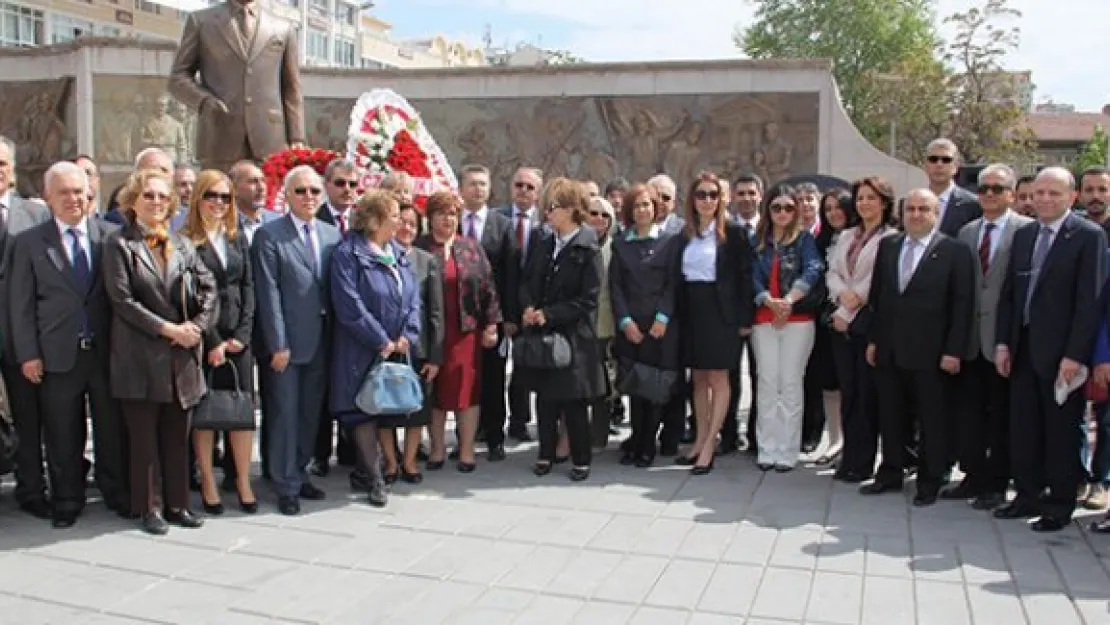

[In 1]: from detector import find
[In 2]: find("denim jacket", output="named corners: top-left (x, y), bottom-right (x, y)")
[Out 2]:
top-left (751, 231), bottom-right (824, 307)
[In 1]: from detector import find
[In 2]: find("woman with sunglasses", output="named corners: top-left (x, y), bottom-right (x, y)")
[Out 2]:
top-left (749, 185), bottom-right (824, 472)
top-left (676, 172), bottom-right (754, 474)
top-left (103, 168), bottom-right (217, 534)
top-left (180, 170), bottom-right (258, 515)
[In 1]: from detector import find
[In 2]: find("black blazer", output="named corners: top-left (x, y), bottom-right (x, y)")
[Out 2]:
top-left (866, 232), bottom-right (975, 370)
top-left (195, 232), bottom-right (255, 350)
top-left (407, 245), bottom-right (445, 365)
top-left (467, 209), bottom-right (515, 325)
top-left (504, 225), bottom-right (546, 325)
top-left (938, 186), bottom-right (982, 237)
top-left (9, 218), bottom-right (118, 372)
top-left (996, 213), bottom-right (1107, 378)
top-left (679, 222), bottom-right (755, 329)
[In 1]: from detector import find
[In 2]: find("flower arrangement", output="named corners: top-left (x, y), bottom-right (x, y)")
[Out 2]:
top-left (346, 89), bottom-right (457, 212)
top-left (260, 146), bottom-right (342, 209)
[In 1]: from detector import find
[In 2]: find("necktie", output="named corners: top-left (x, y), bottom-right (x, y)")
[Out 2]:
top-left (1024, 225), bottom-right (1054, 324)
top-left (303, 223), bottom-right (318, 277)
top-left (515, 212), bottom-right (526, 249)
top-left (239, 4), bottom-right (254, 42)
top-left (68, 228), bottom-right (92, 338)
top-left (899, 238), bottom-right (918, 292)
top-left (336, 211), bottom-right (347, 235)
top-left (978, 223), bottom-right (995, 275)
top-left (466, 213), bottom-right (478, 240)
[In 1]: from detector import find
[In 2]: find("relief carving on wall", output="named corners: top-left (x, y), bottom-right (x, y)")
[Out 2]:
top-left (92, 76), bottom-right (198, 166)
top-left (0, 78), bottom-right (76, 197)
top-left (305, 92), bottom-right (818, 204)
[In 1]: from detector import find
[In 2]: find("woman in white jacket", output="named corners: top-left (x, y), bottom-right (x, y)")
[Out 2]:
top-left (824, 177), bottom-right (897, 483)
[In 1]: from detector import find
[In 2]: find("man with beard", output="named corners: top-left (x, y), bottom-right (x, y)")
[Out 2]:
top-left (1014, 175), bottom-right (1037, 218)
top-left (1079, 166), bottom-right (1110, 511)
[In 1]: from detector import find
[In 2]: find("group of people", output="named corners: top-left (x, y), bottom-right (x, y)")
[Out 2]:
top-left (2, 132), bottom-right (1110, 539)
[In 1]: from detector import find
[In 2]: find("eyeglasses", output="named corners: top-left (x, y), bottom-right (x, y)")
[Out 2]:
top-left (659, 193), bottom-right (673, 202)
top-left (141, 191), bottom-right (171, 202)
top-left (770, 202), bottom-right (796, 214)
top-left (202, 191), bottom-right (232, 203)
top-left (589, 211), bottom-right (606, 217)
top-left (514, 181), bottom-right (536, 191)
top-left (904, 205), bottom-right (933, 214)
top-left (546, 203), bottom-right (568, 213)
top-left (694, 190), bottom-right (720, 201)
top-left (926, 155), bottom-right (955, 164)
top-left (977, 184), bottom-right (1011, 195)
top-left (293, 187), bottom-right (323, 196)
top-left (331, 179), bottom-right (358, 189)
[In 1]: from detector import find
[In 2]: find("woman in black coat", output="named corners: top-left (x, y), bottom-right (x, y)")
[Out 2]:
top-left (609, 183), bottom-right (681, 467)
top-left (517, 178), bottom-right (605, 481)
top-left (180, 169), bottom-right (257, 515)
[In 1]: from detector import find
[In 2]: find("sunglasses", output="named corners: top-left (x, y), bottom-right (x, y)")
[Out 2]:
top-left (514, 181), bottom-right (536, 191)
top-left (660, 193), bottom-right (673, 202)
top-left (141, 191), bottom-right (170, 202)
top-left (331, 179), bottom-right (358, 189)
top-left (977, 184), bottom-right (1011, 195)
top-left (904, 205), bottom-right (933, 214)
top-left (293, 187), bottom-right (323, 196)
top-left (545, 203), bottom-right (567, 213)
top-left (202, 191), bottom-right (232, 203)
top-left (694, 190), bottom-right (720, 201)
top-left (927, 155), bottom-right (955, 164)
top-left (589, 210), bottom-right (606, 218)
top-left (770, 202), bottom-right (796, 214)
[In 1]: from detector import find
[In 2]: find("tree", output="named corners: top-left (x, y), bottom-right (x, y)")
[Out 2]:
top-left (544, 49), bottom-right (586, 65)
top-left (737, 0), bottom-right (941, 144)
top-left (1074, 125), bottom-right (1109, 175)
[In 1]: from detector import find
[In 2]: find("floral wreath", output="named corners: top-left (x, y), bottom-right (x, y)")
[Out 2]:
top-left (347, 89), bottom-right (457, 212)
top-left (260, 147), bottom-right (342, 210)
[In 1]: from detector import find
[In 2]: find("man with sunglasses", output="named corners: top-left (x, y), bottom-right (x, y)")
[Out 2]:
top-left (923, 138), bottom-right (981, 236)
top-left (649, 174), bottom-right (683, 236)
top-left (308, 158), bottom-right (359, 477)
top-left (252, 165), bottom-right (341, 515)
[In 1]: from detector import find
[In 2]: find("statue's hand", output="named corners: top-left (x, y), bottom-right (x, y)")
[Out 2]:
top-left (202, 97), bottom-right (229, 116)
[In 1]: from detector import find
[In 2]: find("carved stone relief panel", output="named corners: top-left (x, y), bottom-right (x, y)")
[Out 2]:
top-left (91, 75), bottom-right (197, 167)
top-left (0, 78), bottom-right (77, 197)
top-left (305, 92), bottom-right (819, 204)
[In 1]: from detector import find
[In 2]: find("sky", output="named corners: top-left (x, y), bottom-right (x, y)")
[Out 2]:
top-left (368, 0), bottom-right (1110, 112)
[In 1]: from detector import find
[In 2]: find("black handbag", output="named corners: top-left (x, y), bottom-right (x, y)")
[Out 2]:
top-left (192, 361), bottom-right (255, 431)
top-left (616, 360), bottom-right (677, 405)
top-left (514, 331), bottom-right (573, 370)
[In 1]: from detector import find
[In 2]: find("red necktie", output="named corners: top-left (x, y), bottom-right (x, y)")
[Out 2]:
top-left (336, 211), bottom-right (347, 235)
top-left (515, 212), bottom-right (526, 249)
top-left (978, 223), bottom-right (994, 275)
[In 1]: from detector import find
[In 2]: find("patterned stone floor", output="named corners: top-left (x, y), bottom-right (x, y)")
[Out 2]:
top-left (1, 430), bottom-right (1109, 625)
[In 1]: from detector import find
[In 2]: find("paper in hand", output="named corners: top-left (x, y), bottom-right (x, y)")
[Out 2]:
top-left (1055, 365), bottom-right (1088, 406)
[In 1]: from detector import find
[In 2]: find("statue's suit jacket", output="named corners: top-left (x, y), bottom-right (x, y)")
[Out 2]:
top-left (169, 2), bottom-right (304, 166)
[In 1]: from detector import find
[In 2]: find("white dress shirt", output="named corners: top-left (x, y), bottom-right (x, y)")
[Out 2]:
top-left (936, 182), bottom-right (956, 227)
top-left (240, 208), bottom-right (267, 244)
top-left (463, 206), bottom-right (488, 240)
top-left (0, 189), bottom-right (11, 224)
top-left (511, 204), bottom-right (535, 256)
top-left (55, 216), bottom-right (91, 268)
top-left (289, 212), bottom-right (321, 275)
top-left (207, 226), bottom-right (228, 267)
top-left (682, 224), bottom-right (718, 282)
top-left (553, 226), bottom-right (581, 258)
top-left (1035, 211), bottom-right (1069, 252)
top-left (977, 209), bottom-right (1012, 266)
top-left (900, 229), bottom-right (936, 284)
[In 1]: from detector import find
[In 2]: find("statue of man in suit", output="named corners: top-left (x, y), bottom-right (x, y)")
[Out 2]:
top-left (168, 0), bottom-right (305, 172)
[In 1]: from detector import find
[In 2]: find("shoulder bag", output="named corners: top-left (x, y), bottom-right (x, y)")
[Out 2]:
top-left (355, 352), bottom-right (424, 416)
top-left (616, 359), bottom-right (676, 405)
top-left (192, 361), bottom-right (255, 431)
top-left (514, 330), bottom-right (573, 370)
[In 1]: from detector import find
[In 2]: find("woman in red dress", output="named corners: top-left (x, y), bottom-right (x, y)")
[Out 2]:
top-left (416, 191), bottom-right (500, 472)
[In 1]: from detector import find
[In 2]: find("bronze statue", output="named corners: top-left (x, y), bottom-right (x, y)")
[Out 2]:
top-left (168, 0), bottom-right (304, 171)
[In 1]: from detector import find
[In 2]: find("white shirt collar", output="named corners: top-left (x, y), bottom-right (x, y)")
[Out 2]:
top-left (1040, 211), bottom-right (1068, 232)
top-left (55, 216), bottom-right (89, 237)
top-left (0, 189), bottom-right (11, 210)
top-left (465, 205), bottom-right (488, 220)
top-left (511, 204), bottom-right (534, 219)
top-left (937, 182), bottom-right (956, 206)
top-left (289, 212), bottom-right (315, 231)
top-left (906, 229), bottom-right (935, 248)
top-left (983, 208), bottom-right (1012, 228)
top-left (556, 226), bottom-right (581, 247)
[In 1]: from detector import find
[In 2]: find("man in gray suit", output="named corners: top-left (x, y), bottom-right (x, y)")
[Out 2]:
top-left (169, 0), bottom-right (304, 171)
top-left (0, 136), bottom-right (53, 518)
top-left (9, 162), bottom-right (126, 528)
top-left (946, 164), bottom-right (1033, 510)
top-left (252, 165), bottom-right (340, 515)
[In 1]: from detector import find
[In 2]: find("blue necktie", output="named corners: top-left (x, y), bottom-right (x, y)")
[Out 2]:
top-left (1023, 225), bottom-right (1053, 324)
top-left (303, 223), bottom-right (318, 277)
top-left (68, 228), bottom-right (92, 338)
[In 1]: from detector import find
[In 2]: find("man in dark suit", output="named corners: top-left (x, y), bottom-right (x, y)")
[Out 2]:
top-left (0, 136), bottom-right (53, 518)
top-left (923, 138), bottom-right (982, 236)
top-left (459, 164), bottom-right (515, 461)
top-left (253, 165), bottom-right (341, 515)
top-left (8, 162), bottom-right (126, 527)
top-left (994, 166), bottom-right (1107, 532)
top-left (309, 158), bottom-right (357, 476)
top-left (500, 166), bottom-right (544, 442)
top-left (862, 188), bottom-right (975, 506)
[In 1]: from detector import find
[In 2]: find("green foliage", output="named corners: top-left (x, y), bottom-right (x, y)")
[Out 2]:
top-left (1074, 125), bottom-right (1109, 175)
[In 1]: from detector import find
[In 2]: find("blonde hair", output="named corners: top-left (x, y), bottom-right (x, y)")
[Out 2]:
top-left (542, 177), bottom-right (590, 224)
top-left (352, 189), bottom-right (398, 235)
top-left (118, 168), bottom-right (174, 224)
top-left (181, 169), bottom-right (239, 243)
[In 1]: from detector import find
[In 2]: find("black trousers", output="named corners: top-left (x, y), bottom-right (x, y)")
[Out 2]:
top-left (1010, 339), bottom-right (1086, 520)
top-left (831, 332), bottom-right (879, 477)
top-left (120, 400), bottom-right (190, 515)
top-left (588, 338), bottom-right (615, 447)
top-left (40, 350), bottom-right (128, 513)
top-left (628, 397), bottom-right (663, 459)
top-left (313, 388), bottom-right (355, 467)
top-left (722, 336), bottom-right (758, 448)
top-left (801, 345), bottom-right (826, 447)
top-left (507, 370), bottom-right (531, 431)
top-left (537, 399), bottom-right (591, 466)
top-left (873, 364), bottom-right (948, 491)
top-left (659, 371), bottom-right (689, 448)
top-left (6, 362), bottom-right (46, 504)
top-left (955, 355), bottom-right (1010, 495)
top-left (479, 346), bottom-right (508, 448)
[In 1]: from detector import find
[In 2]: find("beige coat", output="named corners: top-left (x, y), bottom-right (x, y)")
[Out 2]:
top-left (169, 2), bottom-right (304, 167)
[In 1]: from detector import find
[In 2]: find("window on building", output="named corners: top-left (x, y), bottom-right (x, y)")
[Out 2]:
top-left (305, 27), bottom-right (328, 63)
top-left (0, 2), bottom-right (44, 47)
top-left (51, 14), bottom-right (94, 43)
top-left (360, 58), bottom-right (396, 70)
top-left (134, 0), bottom-right (161, 15)
top-left (336, 2), bottom-right (355, 26)
top-left (333, 36), bottom-right (355, 67)
top-left (309, 0), bottom-right (327, 10)
top-left (99, 24), bottom-right (122, 37)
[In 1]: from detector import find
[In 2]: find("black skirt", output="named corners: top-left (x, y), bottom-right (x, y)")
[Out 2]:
top-left (683, 282), bottom-right (741, 370)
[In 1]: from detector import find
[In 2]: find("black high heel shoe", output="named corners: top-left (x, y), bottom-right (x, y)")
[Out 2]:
top-left (400, 468), bottom-right (424, 484)
top-left (675, 455), bottom-right (698, 466)
top-left (691, 461), bottom-right (714, 476)
top-left (202, 499), bottom-right (225, 515)
top-left (237, 495), bottom-right (258, 514)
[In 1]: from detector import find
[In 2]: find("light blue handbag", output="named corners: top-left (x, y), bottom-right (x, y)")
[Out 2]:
top-left (355, 353), bottom-right (424, 416)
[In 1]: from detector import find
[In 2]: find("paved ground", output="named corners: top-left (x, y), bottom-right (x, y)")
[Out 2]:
top-left (1, 432), bottom-right (1110, 625)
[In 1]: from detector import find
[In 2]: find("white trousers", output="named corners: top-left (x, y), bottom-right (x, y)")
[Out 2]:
top-left (751, 321), bottom-right (816, 467)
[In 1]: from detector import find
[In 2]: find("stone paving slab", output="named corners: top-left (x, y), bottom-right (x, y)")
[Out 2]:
top-left (1, 437), bottom-right (1109, 624)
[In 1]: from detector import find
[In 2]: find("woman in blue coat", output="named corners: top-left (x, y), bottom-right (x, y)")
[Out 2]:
top-left (329, 190), bottom-right (421, 508)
